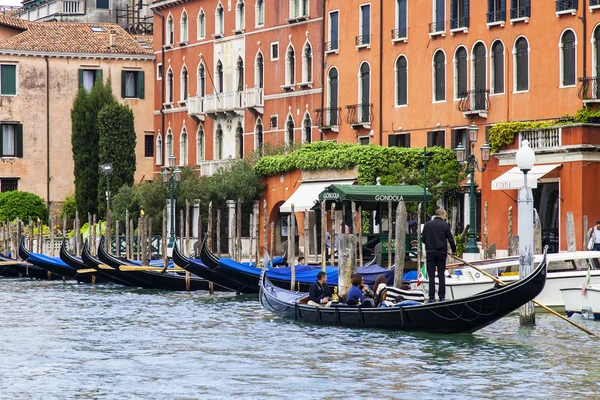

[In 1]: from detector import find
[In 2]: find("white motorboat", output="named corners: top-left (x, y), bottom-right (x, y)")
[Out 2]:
top-left (415, 251), bottom-right (600, 310)
top-left (560, 284), bottom-right (600, 320)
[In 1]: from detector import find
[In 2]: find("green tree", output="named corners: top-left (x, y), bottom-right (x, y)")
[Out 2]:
top-left (98, 102), bottom-right (136, 216)
top-left (205, 159), bottom-right (265, 207)
top-left (61, 194), bottom-right (77, 220)
top-left (111, 184), bottom-right (140, 224)
top-left (0, 191), bottom-right (49, 222)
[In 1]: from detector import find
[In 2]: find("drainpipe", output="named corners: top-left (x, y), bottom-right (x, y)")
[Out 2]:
top-left (152, 8), bottom-right (166, 166)
top-left (378, 0), bottom-right (383, 145)
top-left (320, 0), bottom-right (326, 142)
top-left (45, 56), bottom-right (50, 207)
top-left (583, 0), bottom-right (587, 79)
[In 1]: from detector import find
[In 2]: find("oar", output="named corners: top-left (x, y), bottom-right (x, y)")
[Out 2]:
top-left (448, 253), bottom-right (597, 337)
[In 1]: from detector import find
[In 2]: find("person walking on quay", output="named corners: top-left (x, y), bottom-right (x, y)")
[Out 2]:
top-left (587, 221), bottom-right (600, 251)
top-left (422, 208), bottom-right (457, 303)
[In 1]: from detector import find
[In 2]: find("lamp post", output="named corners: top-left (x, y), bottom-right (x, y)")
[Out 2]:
top-left (454, 123), bottom-right (492, 257)
top-left (99, 163), bottom-right (114, 211)
top-left (161, 155), bottom-right (181, 248)
top-left (516, 139), bottom-right (536, 326)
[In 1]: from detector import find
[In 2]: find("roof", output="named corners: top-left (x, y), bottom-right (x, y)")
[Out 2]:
top-left (0, 17), bottom-right (153, 56)
top-left (0, 14), bottom-right (32, 30)
top-left (131, 34), bottom-right (153, 51)
top-left (319, 184), bottom-right (432, 206)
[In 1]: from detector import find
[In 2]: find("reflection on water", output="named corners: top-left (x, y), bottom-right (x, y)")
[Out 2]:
top-left (1, 278), bottom-right (599, 400)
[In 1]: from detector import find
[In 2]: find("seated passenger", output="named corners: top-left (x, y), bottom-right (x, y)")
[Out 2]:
top-left (297, 256), bottom-right (307, 266)
top-left (347, 273), bottom-right (369, 306)
top-left (308, 271), bottom-right (332, 307)
top-left (372, 275), bottom-right (389, 307)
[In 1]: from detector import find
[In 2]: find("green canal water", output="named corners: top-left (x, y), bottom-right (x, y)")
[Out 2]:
top-left (1, 278), bottom-right (599, 400)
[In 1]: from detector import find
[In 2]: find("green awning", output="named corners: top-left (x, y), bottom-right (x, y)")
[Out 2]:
top-left (318, 184), bottom-right (432, 203)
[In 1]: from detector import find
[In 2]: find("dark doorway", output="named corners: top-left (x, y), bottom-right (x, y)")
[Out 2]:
top-left (533, 182), bottom-right (560, 253)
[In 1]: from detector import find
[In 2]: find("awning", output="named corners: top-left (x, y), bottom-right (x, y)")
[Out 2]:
top-left (279, 180), bottom-right (356, 213)
top-left (491, 164), bottom-right (561, 191)
top-left (318, 184), bottom-right (432, 203)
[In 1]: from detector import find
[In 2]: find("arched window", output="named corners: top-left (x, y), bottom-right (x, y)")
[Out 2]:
top-left (359, 62), bottom-right (370, 122)
top-left (180, 66), bottom-right (188, 101)
top-left (433, 50), bottom-right (446, 101)
top-left (216, 125), bottom-right (224, 159)
top-left (236, 122), bottom-right (244, 158)
top-left (472, 42), bottom-right (487, 111)
top-left (395, 55), bottom-right (407, 106)
top-left (256, 0), bottom-right (264, 26)
top-left (255, 52), bottom-right (264, 88)
top-left (286, 115), bottom-right (294, 145)
top-left (180, 11), bottom-right (188, 42)
top-left (303, 113), bottom-right (312, 143)
top-left (302, 42), bottom-right (312, 83)
top-left (166, 129), bottom-right (174, 157)
top-left (156, 133), bottom-right (163, 165)
top-left (455, 47), bottom-right (467, 99)
top-left (216, 60), bottom-right (224, 93)
top-left (255, 119), bottom-right (264, 155)
top-left (180, 127), bottom-right (188, 165)
top-left (215, 2), bottom-right (224, 35)
top-left (285, 46), bottom-right (295, 85)
top-left (167, 14), bottom-right (174, 45)
top-left (166, 68), bottom-right (174, 103)
top-left (515, 37), bottom-right (529, 92)
top-left (197, 63), bottom-right (205, 97)
top-left (491, 41), bottom-right (504, 94)
top-left (327, 67), bottom-right (339, 126)
top-left (594, 26), bottom-right (600, 78)
top-left (197, 9), bottom-right (206, 39)
top-left (196, 126), bottom-right (205, 164)
top-left (236, 0), bottom-right (245, 31)
top-left (236, 57), bottom-right (244, 92)
top-left (561, 30), bottom-right (576, 87)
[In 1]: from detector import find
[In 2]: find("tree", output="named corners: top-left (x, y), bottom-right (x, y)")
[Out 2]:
top-left (205, 159), bottom-right (265, 207)
top-left (71, 80), bottom-right (117, 220)
top-left (98, 102), bottom-right (136, 216)
top-left (0, 191), bottom-right (49, 222)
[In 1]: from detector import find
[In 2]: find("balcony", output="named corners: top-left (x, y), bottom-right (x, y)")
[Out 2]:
top-left (325, 40), bottom-right (339, 54)
top-left (450, 17), bottom-right (469, 33)
top-left (457, 90), bottom-right (490, 118)
top-left (199, 160), bottom-right (231, 177)
top-left (519, 127), bottom-right (562, 151)
top-left (577, 77), bottom-right (600, 103)
top-left (391, 27), bottom-right (407, 42)
top-left (315, 107), bottom-right (341, 132)
top-left (355, 34), bottom-right (371, 49)
top-left (345, 104), bottom-right (373, 129)
top-left (510, 6), bottom-right (530, 23)
top-left (187, 96), bottom-right (205, 121)
top-left (556, 0), bottom-right (578, 15)
top-left (245, 87), bottom-right (264, 115)
top-left (429, 21), bottom-right (445, 37)
top-left (205, 91), bottom-right (244, 117)
top-left (487, 10), bottom-right (506, 27)
top-left (14, 0), bottom-right (84, 20)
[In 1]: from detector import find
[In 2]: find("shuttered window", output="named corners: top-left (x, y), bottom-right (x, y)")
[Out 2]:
top-left (515, 37), bottom-right (529, 91)
top-left (455, 47), bottom-right (468, 98)
top-left (396, 56), bottom-right (408, 106)
top-left (0, 124), bottom-right (23, 158)
top-left (434, 51), bottom-right (446, 101)
top-left (388, 133), bottom-right (410, 147)
top-left (427, 130), bottom-right (445, 147)
top-left (561, 30), bottom-right (576, 87)
top-left (491, 41), bottom-right (505, 94)
top-left (121, 70), bottom-right (145, 99)
top-left (78, 69), bottom-right (102, 91)
top-left (0, 64), bottom-right (17, 95)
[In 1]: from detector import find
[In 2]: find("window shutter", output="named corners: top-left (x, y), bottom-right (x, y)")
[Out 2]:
top-left (1, 65), bottom-right (17, 95)
top-left (450, 129), bottom-right (458, 150)
top-left (464, 0), bottom-right (470, 27)
top-left (388, 134), bottom-right (397, 147)
top-left (16, 124), bottom-right (23, 158)
top-left (524, 0), bottom-right (530, 16)
top-left (95, 69), bottom-right (103, 83)
top-left (450, 0), bottom-right (456, 24)
top-left (137, 71), bottom-right (145, 99)
top-left (121, 70), bottom-right (126, 98)
top-left (487, 0), bottom-right (494, 14)
top-left (398, 0), bottom-right (407, 30)
top-left (0, 124), bottom-right (3, 157)
top-left (427, 131), bottom-right (433, 147)
top-left (78, 69), bottom-right (84, 88)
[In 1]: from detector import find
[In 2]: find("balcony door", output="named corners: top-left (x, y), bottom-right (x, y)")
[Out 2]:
top-left (328, 68), bottom-right (339, 125)
top-left (360, 63), bottom-right (370, 122)
top-left (473, 43), bottom-right (486, 110)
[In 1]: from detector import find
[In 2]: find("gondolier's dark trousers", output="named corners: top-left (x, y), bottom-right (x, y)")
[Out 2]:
top-left (426, 253), bottom-right (446, 301)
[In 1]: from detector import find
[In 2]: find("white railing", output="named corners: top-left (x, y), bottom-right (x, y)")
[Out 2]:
top-left (62, 0), bottom-right (82, 14)
top-left (204, 93), bottom-right (222, 113)
top-left (187, 96), bottom-right (205, 116)
top-left (519, 127), bottom-right (562, 150)
top-left (14, 0), bottom-right (83, 19)
top-left (199, 159), bottom-right (231, 176)
top-left (205, 91), bottom-right (244, 113)
top-left (245, 87), bottom-right (264, 108)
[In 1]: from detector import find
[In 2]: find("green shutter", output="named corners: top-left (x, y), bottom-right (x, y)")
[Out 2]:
top-left (0, 124), bottom-right (4, 157)
top-left (15, 124), bottom-right (23, 158)
top-left (78, 69), bottom-right (84, 88)
top-left (388, 134), bottom-right (396, 147)
top-left (1, 65), bottom-right (17, 95)
top-left (121, 70), bottom-right (127, 98)
top-left (95, 69), bottom-right (103, 83)
top-left (137, 71), bottom-right (145, 99)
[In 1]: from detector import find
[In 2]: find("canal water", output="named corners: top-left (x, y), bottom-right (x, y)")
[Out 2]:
top-left (1, 278), bottom-right (599, 400)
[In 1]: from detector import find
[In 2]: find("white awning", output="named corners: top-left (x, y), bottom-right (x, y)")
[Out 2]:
top-left (280, 180), bottom-right (355, 213)
top-left (491, 164), bottom-right (561, 191)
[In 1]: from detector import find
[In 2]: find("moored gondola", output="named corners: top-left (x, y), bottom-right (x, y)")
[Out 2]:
top-left (81, 241), bottom-right (147, 287)
top-left (58, 240), bottom-right (109, 284)
top-left (0, 254), bottom-right (27, 277)
top-left (259, 251), bottom-right (548, 334)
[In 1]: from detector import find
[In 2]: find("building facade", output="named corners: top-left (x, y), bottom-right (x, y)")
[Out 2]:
top-left (0, 16), bottom-right (155, 213)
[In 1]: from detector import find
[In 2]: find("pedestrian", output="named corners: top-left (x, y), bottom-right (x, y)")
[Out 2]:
top-left (587, 221), bottom-right (600, 251)
top-left (422, 208), bottom-right (457, 303)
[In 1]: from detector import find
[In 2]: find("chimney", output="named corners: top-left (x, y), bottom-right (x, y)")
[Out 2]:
top-left (109, 30), bottom-right (117, 50)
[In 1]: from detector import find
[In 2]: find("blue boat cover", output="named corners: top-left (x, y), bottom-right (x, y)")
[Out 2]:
top-left (28, 252), bottom-right (74, 268)
top-left (402, 271), bottom-right (418, 281)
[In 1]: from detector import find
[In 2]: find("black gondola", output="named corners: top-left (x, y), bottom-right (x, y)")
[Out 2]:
top-left (81, 241), bottom-right (148, 287)
top-left (259, 251), bottom-right (548, 334)
top-left (96, 237), bottom-right (215, 291)
top-left (0, 254), bottom-right (26, 277)
top-left (58, 240), bottom-right (109, 284)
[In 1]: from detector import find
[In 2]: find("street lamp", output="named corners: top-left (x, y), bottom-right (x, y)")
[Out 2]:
top-left (161, 155), bottom-right (181, 248)
top-left (99, 163), bottom-right (114, 211)
top-left (453, 123), bottom-right (492, 255)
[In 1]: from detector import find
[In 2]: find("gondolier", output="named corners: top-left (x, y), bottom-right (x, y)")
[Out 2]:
top-left (422, 209), bottom-right (457, 303)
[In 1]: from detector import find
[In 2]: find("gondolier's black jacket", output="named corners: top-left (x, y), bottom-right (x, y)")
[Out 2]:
top-left (422, 217), bottom-right (457, 255)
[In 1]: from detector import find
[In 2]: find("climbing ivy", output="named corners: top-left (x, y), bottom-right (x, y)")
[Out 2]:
top-left (488, 121), bottom-right (555, 153)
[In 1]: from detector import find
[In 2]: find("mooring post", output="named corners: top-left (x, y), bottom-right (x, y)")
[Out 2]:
top-left (534, 209), bottom-right (542, 255)
top-left (269, 222), bottom-right (274, 267)
top-left (254, 200), bottom-right (260, 267)
top-left (125, 209), bottom-right (130, 259)
top-left (217, 209), bottom-right (221, 258)
top-left (358, 205), bottom-right (363, 267)
top-left (290, 206), bottom-right (296, 290)
top-left (162, 207), bottom-right (168, 268)
top-left (304, 208), bottom-right (309, 262)
top-left (49, 216), bottom-right (54, 257)
top-left (387, 201), bottom-right (392, 270)
top-left (106, 207), bottom-right (111, 253)
top-left (207, 201), bottom-right (213, 252)
top-left (185, 200), bottom-right (190, 256)
top-left (263, 200), bottom-right (268, 263)
top-left (236, 199), bottom-right (242, 262)
top-left (394, 199), bottom-right (407, 286)
top-left (330, 203), bottom-right (336, 267)
top-left (227, 200), bottom-right (235, 257)
top-left (508, 206), bottom-right (513, 256)
top-left (321, 200), bottom-right (327, 271)
top-left (338, 234), bottom-right (357, 297)
top-left (583, 215), bottom-right (589, 251)
top-left (483, 201), bottom-right (488, 259)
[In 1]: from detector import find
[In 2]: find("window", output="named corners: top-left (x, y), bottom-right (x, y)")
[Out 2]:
top-left (271, 42), bottom-right (279, 61)
top-left (450, 0), bottom-right (469, 30)
top-left (256, 0), bottom-right (264, 26)
top-left (166, 68), bottom-right (174, 103)
top-left (514, 37), bottom-right (529, 91)
top-left (388, 133), bottom-right (410, 147)
top-left (180, 128), bottom-right (188, 165)
top-left (327, 67), bottom-right (339, 126)
top-left (78, 69), bottom-right (102, 91)
top-left (156, 134), bottom-right (163, 165)
top-left (302, 42), bottom-right (312, 83)
top-left (180, 66), bottom-right (188, 101)
top-left (358, 136), bottom-right (370, 145)
top-left (157, 63), bottom-right (163, 80)
top-left (327, 11), bottom-right (339, 52)
top-left (285, 46), bottom-right (295, 86)
top-left (255, 52), bottom-right (264, 88)
top-left (561, 30), bottom-right (576, 87)
top-left (450, 128), bottom-right (470, 157)
top-left (455, 47), bottom-right (468, 98)
top-left (427, 130), bottom-right (445, 147)
top-left (491, 41), bottom-right (504, 94)
top-left (166, 129), bottom-right (174, 156)
top-left (358, 4), bottom-right (371, 46)
top-left (255, 119), bottom-right (264, 155)
top-left (215, 3), bottom-right (224, 36)
top-left (270, 115), bottom-right (278, 129)
top-left (432, 0), bottom-right (445, 33)
top-left (557, 0), bottom-right (578, 12)
top-left (144, 135), bottom-right (154, 158)
top-left (216, 125), bottom-right (224, 159)
top-left (487, 0), bottom-right (506, 24)
top-left (359, 62), bottom-right (371, 122)
top-left (472, 42), bottom-right (487, 108)
top-left (197, 63), bottom-right (206, 96)
top-left (395, 55), bottom-right (408, 106)
top-left (1, 179), bottom-right (18, 192)
top-left (394, 0), bottom-right (407, 40)
top-left (286, 115), bottom-right (294, 145)
top-left (0, 64), bottom-right (17, 95)
top-left (216, 61), bottom-right (224, 93)
top-left (180, 11), bottom-right (188, 43)
top-left (236, 0), bottom-right (245, 32)
top-left (433, 50), bottom-right (446, 101)
top-left (236, 57), bottom-right (244, 92)
top-left (96, 0), bottom-right (109, 10)
top-left (0, 124), bottom-right (22, 157)
top-left (510, 0), bottom-right (530, 20)
top-left (303, 113), bottom-right (312, 143)
top-left (236, 122), bottom-right (244, 158)
top-left (166, 14), bottom-right (174, 45)
top-left (289, 0), bottom-right (309, 19)
top-left (198, 9), bottom-right (206, 39)
top-left (196, 126), bottom-right (205, 164)
top-left (121, 70), bottom-right (145, 99)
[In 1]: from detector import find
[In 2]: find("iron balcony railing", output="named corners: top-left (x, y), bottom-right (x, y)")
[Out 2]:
top-left (429, 21), bottom-right (445, 33)
top-left (577, 77), bottom-right (600, 101)
top-left (457, 89), bottom-right (490, 113)
top-left (355, 34), bottom-right (371, 46)
top-left (391, 27), bottom-right (407, 40)
top-left (487, 10), bottom-right (506, 23)
top-left (510, 5), bottom-right (531, 19)
top-left (316, 107), bottom-right (341, 128)
top-left (519, 127), bottom-right (562, 150)
top-left (345, 103), bottom-right (373, 126)
top-left (556, 0), bottom-right (578, 11)
top-left (450, 16), bottom-right (469, 30)
top-left (325, 40), bottom-right (339, 52)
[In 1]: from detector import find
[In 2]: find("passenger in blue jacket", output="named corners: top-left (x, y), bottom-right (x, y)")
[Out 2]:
top-left (346, 273), bottom-right (367, 306)
top-left (308, 271), bottom-right (332, 306)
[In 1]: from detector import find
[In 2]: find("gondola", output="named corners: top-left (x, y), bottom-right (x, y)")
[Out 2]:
top-left (96, 237), bottom-right (214, 291)
top-left (259, 251), bottom-right (548, 334)
top-left (0, 254), bottom-right (26, 277)
top-left (199, 238), bottom-right (395, 293)
top-left (58, 240), bottom-right (110, 284)
top-left (81, 241), bottom-right (148, 287)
